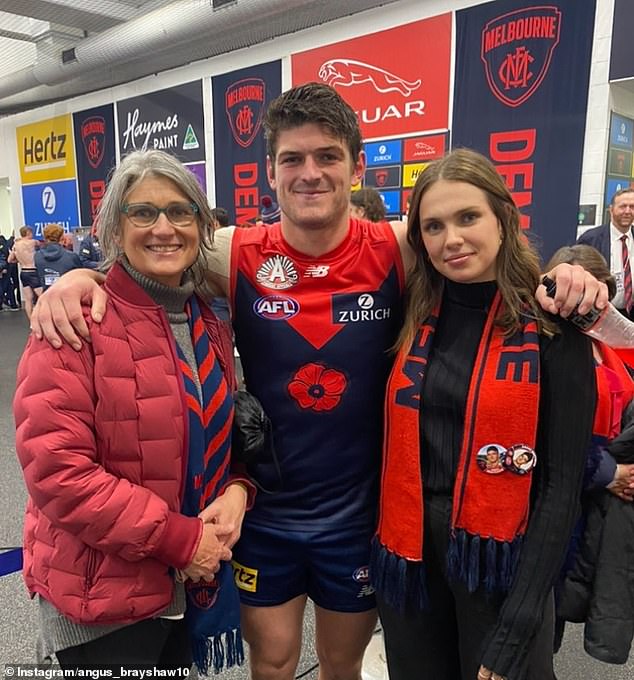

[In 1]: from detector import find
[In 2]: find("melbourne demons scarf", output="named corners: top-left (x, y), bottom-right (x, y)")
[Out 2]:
top-left (372, 292), bottom-right (540, 611)
top-left (178, 296), bottom-right (243, 674)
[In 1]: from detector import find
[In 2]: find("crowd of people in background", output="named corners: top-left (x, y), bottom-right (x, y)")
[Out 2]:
top-left (0, 223), bottom-right (105, 319)
top-left (0, 233), bottom-right (21, 312)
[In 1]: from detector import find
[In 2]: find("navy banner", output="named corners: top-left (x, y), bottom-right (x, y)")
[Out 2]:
top-left (73, 104), bottom-right (116, 227)
top-left (212, 60), bottom-right (281, 225)
top-left (117, 80), bottom-right (205, 163)
top-left (452, 0), bottom-right (596, 260)
top-left (610, 0), bottom-right (634, 80)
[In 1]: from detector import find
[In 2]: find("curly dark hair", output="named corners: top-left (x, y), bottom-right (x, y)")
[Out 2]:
top-left (264, 83), bottom-right (362, 162)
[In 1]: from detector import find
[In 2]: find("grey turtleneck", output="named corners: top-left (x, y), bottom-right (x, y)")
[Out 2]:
top-left (39, 259), bottom-right (199, 662)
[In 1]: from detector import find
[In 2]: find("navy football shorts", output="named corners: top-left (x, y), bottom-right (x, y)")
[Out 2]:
top-left (231, 521), bottom-right (376, 612)
top-left (20, 269), bottom-right (41, 289)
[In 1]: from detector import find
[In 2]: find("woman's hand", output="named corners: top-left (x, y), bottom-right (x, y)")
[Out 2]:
top-left (182, 521), bottom-right (233, 582)
top-left (607, 463), bottom-right (634, 501)
top-left (198, 483), bottom-right (248, 550)
top-left (30, 269), bottom-right (107, 350)
top-left (536, 263), bottom-right (608, 317)
top-left (477, 665), bottom-right (505, 680)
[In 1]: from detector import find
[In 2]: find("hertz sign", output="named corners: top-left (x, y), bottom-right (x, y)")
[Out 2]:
top-left (16, 115), bottom-right (76, 184)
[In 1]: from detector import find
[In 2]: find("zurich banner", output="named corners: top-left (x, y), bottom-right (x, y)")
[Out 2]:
top-left (452, 0), bottom-right (596, 260)
top-left (73, 104), bottom-right (116, 227)
top-left (212, 60), bottom-right (282, 225)
top-left (22, 179), bottom-right (80, 238)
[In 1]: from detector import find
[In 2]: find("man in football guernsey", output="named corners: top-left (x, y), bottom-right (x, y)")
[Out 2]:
top-left (29, 83), bottom-right (608, 680)
top-left (203, 84), bottom-right (412, 680)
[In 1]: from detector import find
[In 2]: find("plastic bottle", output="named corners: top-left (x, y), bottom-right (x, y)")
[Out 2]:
top-left (542, 275), bottom-right (634, 348)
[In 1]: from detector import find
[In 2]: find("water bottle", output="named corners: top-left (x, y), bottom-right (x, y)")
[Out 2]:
top-left (542, 275), bottom-right (634, 348)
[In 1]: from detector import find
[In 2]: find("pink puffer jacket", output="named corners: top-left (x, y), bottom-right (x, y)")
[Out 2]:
top-left (13, 263), bottom-right (236, 625)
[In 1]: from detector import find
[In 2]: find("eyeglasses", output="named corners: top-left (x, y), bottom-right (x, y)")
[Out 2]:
top-left (120, 202), bottom-right (199, 228)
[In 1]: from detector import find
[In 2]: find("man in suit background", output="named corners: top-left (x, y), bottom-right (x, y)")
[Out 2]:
top-left (577, 187), bottom-right (634, 317)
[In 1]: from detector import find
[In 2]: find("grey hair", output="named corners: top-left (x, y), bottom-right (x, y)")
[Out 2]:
top-left (97, 150), bottom-right (214, 287)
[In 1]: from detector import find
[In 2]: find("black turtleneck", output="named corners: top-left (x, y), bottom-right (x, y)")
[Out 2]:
top-left (421, 280), bottom-right (498, 492)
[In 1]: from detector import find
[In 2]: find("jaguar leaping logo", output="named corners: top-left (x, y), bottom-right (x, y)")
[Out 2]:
top-left (318, 59), bottom-right (422, 97)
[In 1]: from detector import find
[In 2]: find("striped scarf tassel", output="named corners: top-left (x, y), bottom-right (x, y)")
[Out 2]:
top-left (447, 530), bottom-right (523, 594)
top-left (370, 537), bottom-right (429, 613)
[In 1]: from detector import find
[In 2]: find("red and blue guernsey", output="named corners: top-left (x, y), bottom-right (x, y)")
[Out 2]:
top-left (230, 218), bottom-right (405, 530)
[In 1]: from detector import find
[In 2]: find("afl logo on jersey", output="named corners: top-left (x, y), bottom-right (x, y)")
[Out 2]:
top-left (253, 295), bottom-right (300, 320)
top-left (256, 255), bottom-right (299, 290)
top-left (353, 566), bottom-right (370, 583)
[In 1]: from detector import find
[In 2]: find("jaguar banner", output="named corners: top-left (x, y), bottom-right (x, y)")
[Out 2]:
top-left (291, 14), bottom-right (451, 141)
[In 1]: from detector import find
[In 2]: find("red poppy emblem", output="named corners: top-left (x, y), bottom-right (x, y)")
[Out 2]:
top-left (288, 363), bottom-right (347, 412)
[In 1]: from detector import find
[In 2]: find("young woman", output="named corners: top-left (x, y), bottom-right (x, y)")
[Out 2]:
top-left (372, 149), bottom-right (596, 680)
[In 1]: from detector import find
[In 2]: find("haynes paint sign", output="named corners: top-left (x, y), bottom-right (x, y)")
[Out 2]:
top-left (116, 80), bottom-right (205, 163)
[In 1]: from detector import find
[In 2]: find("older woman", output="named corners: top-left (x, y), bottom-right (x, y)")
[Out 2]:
top-left (14, 150), bottom-right (253, 671)
top-left (372, 149), bottom-right (596, 680)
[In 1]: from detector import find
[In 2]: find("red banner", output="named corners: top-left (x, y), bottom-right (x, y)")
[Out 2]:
top-left (291, 14), bottom-right (451, 140)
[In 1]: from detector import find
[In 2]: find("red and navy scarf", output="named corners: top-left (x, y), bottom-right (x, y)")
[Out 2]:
top-left (372, 292), bottom-right (540, 611)
top-left (178, 296), bottom-right (242, 674)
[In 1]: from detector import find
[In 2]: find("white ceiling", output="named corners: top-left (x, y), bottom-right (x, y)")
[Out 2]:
top-left (0, 0), bottom-right (175, 75)
top-left (0, 0), bottom-right (402, 117)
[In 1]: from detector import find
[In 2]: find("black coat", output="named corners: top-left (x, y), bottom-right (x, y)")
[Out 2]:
top-left (557, 413), bottom-right (634, 664)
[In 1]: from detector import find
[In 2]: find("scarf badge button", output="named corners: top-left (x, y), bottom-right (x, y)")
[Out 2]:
top-left (476, 443), bottom-right (537, 475)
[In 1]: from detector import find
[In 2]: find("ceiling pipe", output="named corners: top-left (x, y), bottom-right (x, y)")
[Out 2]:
top-left (0, 0), bottom-right (403, 115)
top-left (0, 0), bottom-right (390, 100)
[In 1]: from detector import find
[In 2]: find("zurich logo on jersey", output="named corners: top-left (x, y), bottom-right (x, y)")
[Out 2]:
top-left (253, 295), bottom-right (300, 320)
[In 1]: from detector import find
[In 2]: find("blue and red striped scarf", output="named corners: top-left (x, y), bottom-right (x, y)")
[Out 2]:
top-left (372, 292), bottom-right (540, 611)
top-left (177, 295), bottom-right (243, 674)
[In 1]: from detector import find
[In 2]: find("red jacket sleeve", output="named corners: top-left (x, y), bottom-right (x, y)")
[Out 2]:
top-left (13, 334), bottom-right (201, 570)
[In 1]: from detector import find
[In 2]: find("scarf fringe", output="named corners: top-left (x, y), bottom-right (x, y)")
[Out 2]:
top-left (192, 627), bottom-right (245, 675)
top-left (447, 530), bottom-right (523, 594)
top-left (370, 538), bottom-right (429, 613)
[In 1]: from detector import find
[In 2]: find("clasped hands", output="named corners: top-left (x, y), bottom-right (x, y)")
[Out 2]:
top-left (181, 483), bottom-right (248, 583)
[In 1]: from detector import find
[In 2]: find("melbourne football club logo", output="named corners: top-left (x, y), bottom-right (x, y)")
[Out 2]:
top-left (186, 577), bottom-right (219, 609)
top-left (256, 255), bottom-right (299, 290)
top-left (81, 116), bottom-right (106, 169)
top-left (480, 6), bottom-right (561, 108)
top-left (225, 77), bottom-right (266, 148)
